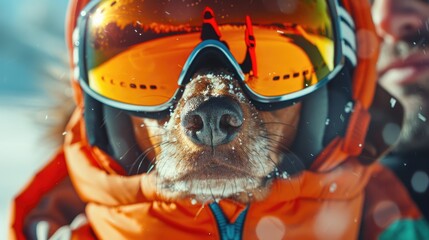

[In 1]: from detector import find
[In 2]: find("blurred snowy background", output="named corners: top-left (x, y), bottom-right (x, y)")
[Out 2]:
top-left (0, 0), bottom-right (70, 237)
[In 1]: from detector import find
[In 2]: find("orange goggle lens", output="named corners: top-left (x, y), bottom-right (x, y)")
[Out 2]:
top-left (78, 0), bottom-right (342, 111)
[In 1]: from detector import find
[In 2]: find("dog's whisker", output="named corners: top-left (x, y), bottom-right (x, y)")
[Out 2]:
top-left (261, 133), bottom-right (294, 151)
top-left (259, 121), bottom-right (298, 130)
top-left (136, 156), bottom-right (150, 175)
top-left (242, 132), bottom-right (304, 184)
top-left (208, 182), bottom-right (216, 202)
top-left (129, 143), bottom-right (159, 175)
top-left (146, 161), bottom-right (156, 174)
top-left (264, 143), bottom-right (305, 176)
top-left (233, 178), bottom-right (240, 199)
top-left (139, 125), bottom-right (168, 132)
top-left (129, 141), bottom-right (169, 175)
top-left (245, 143), bottom-right (265, 175)
top-left (254, 131), bottom-right (306, 176)
top-left (125, 133), bottom-right (169, 174)
top-left (241, 144), bottom-right (268, 177)
top-left (156, 140), bottom-right (187, 187)
top-left (221, 182), bottom-right (227, 200)
top-left (194, 203), bottom-right (206, 219)
top-left (140, 133), bottom-right (167, 141)
top-left (243, 178), bottom-right (251, 201)
top-left (264, 151), bottom-right (282, 170)
top-left (262, 132), bottom-right (290, 140)
top-left (143, 153), bottom-right (160, 176)
top-left (118, 143), bottom-right (139, 161)
top-left (260, 132), bottom-right (292, 143)
top-left (100, 110), bottom-right (124, 129)
top-left (272, 150), bottom-right (306, 195)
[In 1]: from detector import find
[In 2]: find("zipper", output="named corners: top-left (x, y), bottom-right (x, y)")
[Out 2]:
top-left (209, 202), bottom-right (249, 240)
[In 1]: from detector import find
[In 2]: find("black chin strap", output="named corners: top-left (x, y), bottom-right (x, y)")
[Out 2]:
top-left (323, 65), bottom-right (355, 145)
top-left (291, 64), bottom-right (355, 169)
top-left (291, 86), bottom-right (329, 168)
top-left (84, 93), bottom-right (145, 174)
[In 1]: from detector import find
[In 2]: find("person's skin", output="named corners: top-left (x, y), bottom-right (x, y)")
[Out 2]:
top-left (371, 0), bottom-right (429, 153)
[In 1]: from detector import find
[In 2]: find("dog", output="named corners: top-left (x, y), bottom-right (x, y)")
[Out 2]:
top-left (129, 69), bottom-right (302, 203)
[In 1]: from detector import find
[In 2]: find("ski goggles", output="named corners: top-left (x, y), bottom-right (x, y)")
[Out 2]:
top-left (75, 0), bottom-right (347, 112)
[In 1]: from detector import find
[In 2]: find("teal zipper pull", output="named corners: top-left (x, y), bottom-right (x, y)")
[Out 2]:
top-left (209, 202), bottom-right (249, 240)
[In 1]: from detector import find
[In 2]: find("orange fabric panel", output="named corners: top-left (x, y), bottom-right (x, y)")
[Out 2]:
top-left (243, 194), bottom-right (365, 240)
top-left (342, 102), bottom-right (371, 156)
top-left (86, 201), bottom-right (221, 239)
top-left (310, 137), bottom-right (348, 171)
top-left (64, 142), bottom-right (144, 206)
top-left (343, 0), bottom-right (380, 109)
top-left (9, 150), bottom-right (69, 240)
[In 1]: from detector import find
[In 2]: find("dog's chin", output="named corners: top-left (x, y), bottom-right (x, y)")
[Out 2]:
top-left (160, 176), bottom-right (272, 203)
top-left (156, 147), bottom-right (275, 203)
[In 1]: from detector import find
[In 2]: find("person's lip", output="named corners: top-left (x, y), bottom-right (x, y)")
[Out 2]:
top-left (378, 53), bottom-right (429, 85)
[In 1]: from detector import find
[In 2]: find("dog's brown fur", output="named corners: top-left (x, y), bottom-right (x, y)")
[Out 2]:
top-left (131, 70), bottom-right (301, 203)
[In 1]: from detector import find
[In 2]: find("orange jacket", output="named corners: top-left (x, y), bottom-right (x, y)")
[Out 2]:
top-left (62, 110), bottom-right (419, 240)
top-left (10, 106), bottom-right (421, 239)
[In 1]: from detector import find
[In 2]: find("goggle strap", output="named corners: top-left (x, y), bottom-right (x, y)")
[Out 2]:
top-left (323, 66), bottom-right (354, 146)
top-left (244, 15), bottom-right (258, 77)
top-left (337, 4), bottom-right (357, 66)
top-left (201, 7), bottom-right (222, 41)
top-left (200, 7), bottom-right (258, 78)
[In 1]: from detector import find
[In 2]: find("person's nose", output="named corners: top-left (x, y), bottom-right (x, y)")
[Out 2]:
top-left (372, 0), bottom-right (425, 42)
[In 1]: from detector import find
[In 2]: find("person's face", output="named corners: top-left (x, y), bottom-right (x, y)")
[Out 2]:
top-left (372, 0), bottom-right (429, 152)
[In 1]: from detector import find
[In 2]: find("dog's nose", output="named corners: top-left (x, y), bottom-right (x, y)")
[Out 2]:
top-left (181, 97), bottom-right (243, 147)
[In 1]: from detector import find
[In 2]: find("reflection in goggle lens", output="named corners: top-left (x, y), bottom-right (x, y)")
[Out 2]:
top-left (78, 0), bottom-right (339, 111)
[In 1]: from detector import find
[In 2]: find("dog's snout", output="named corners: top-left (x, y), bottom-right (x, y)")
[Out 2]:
top-left (181, 97), bottom-right (243, 147)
